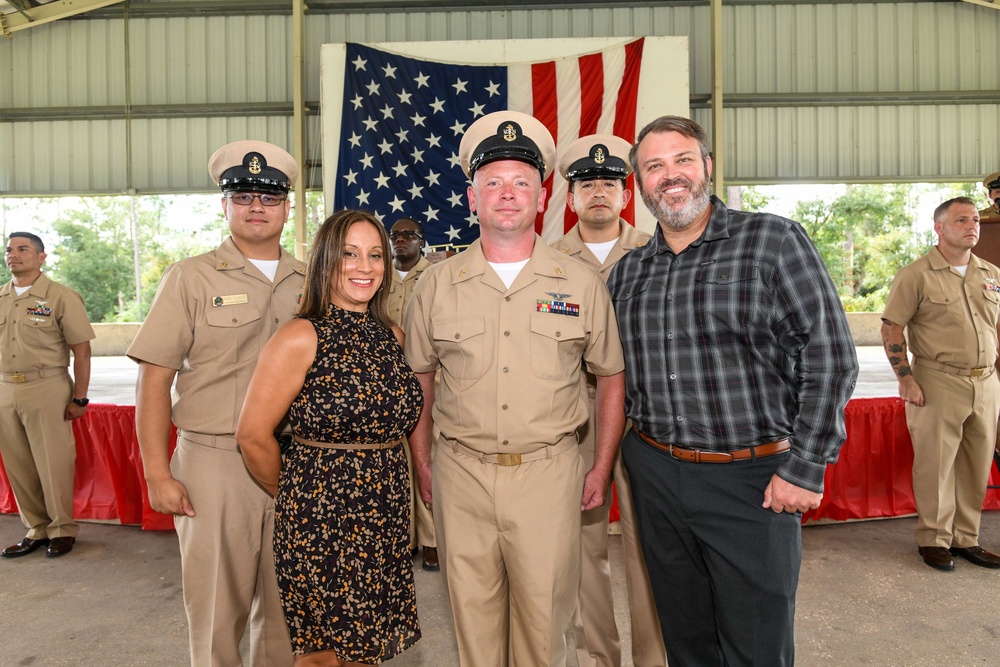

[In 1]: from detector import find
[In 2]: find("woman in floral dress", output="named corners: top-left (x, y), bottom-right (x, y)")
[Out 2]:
top-left (237, 209), bottom-right (422, 666)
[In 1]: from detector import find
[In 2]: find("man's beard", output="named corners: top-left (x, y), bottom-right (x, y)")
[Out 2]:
top-left (640, 172), bottom-right (711, 230)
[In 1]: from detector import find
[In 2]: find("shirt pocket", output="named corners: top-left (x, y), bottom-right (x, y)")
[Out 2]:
top-left (983, 289), bottom-right (1000, 328)
top-left (694, 262), bottom-right (764, 328)
top-left (203, 304), bottom-right (262, 365)
top-left (611, 279), bottom-right (649, 347)
top-left (529, 314), bottom-right (587, 380)
top-left (432, 316), bottom-right (488, 380)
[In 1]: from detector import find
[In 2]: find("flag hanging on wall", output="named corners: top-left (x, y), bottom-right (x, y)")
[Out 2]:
top-left (333, 38), bottom-right (644, 248)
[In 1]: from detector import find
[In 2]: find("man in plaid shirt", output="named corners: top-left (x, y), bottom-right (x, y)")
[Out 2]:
top-left (607, 116), bottom-right (858, 667)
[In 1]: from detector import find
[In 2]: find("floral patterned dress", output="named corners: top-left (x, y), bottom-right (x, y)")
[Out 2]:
top-left (275, 305), bottom-right (423, 662)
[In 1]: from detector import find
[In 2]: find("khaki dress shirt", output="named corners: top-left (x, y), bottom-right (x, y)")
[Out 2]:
top-left (387, 256), bottom-right (433, 327)
top-left (550, 220), bottom-right (651, 283)
top-left (883, 246), bottom-right (1000, 369)
top-left (0, 274), bottom-right (94, 372)
top-left (126, 237), bottom-right (306, 435)
top-left (403, 236), bottom-right (624, 455)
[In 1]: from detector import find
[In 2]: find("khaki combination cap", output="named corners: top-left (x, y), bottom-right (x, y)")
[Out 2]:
top-left (208, 140), bottom-right (298, 194)
top-left (984, 171), bottom-right (1000, 191)
top-left (459, 110), bottom-right (556, 181)
top-left (557, 134), bottom-right (634, 182)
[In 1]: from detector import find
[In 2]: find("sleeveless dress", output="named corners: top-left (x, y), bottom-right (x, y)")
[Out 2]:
top-left (275, 305), bottom-right (423, 661)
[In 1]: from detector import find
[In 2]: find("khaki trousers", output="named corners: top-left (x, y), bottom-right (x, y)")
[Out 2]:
top-left (171, 433), bottom-right (293, 667)
top-left (434, 436), bottom-right (584, 667)
top-left (402, 432), bottom-right (436, 548)
top-left (906, 366), bottom-right (1000, 548)
top-left (0, 373), bottom-right (77, 539)
top-left (573, 393), bottom-right (666, 667)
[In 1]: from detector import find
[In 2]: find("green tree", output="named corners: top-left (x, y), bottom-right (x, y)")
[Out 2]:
top-left (795, 184), bottom-right (932, 312)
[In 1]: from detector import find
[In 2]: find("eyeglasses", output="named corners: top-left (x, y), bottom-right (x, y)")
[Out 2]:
top-left (225, 192), bottom-right (287, 207)
top-left (389, 231), bottom-right (423, 241)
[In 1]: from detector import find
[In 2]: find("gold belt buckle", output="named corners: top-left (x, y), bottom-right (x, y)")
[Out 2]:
top-left (496, 453), bottom-right (522, 467)
top-left (970, 367), bottom-right (986, 377)
top-left (10, 373), bottom-right (26, 383)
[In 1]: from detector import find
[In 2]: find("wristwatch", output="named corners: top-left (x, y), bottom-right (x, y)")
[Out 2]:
top-left (71, 397), bottom-right (90, 407)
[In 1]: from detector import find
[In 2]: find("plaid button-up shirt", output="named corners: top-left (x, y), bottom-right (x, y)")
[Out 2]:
top-left (607, 196), bottom-right (859, 492)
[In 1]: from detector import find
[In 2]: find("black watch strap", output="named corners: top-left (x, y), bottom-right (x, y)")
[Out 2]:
top-left (71, 397), bottom-right (90, 407)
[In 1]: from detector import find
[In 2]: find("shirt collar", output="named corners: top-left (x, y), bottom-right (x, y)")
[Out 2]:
top-left (637, 195), bottom-right (730, 260)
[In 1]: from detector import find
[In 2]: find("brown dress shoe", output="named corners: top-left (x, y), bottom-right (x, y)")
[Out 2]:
top-left (1, 537), bottom-right (50, 558)
top-left (422, 546), bottom-right (440, 571)
top-left (46, 536), bottom-right (76, 558)
top-left (918, 546), bottom-right (955, 571)
top-left (950, 546), bottom-right (1000, 569)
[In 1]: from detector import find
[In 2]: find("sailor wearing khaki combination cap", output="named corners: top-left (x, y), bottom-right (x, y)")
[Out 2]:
top-left (552, 135), bottom-right (666, 667)
top-left (980, 171), bottom-right (1000, 223)
top-left (128, 139), bottom-right (304, 667)
top-left (403, 111), bottom-right (626, 667)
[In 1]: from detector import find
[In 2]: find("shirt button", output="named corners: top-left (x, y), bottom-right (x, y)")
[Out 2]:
top-left (502, 439), bottom-right (509, 445)
top-left (555, 331), bottom-right (561, 338)
top-left (667, 294), bottom-right (673, 301)
top-left (232, 318), bottom-right (238, 324)
top-left (667, 333), bottom-right (674, 340)
top-left (505, 296), bottom-right (511, 302)
top-left (669, 373), bottom-right (677, 380)
top-left (502, 367), bottom-right (509, 373)
top-left (676, 415), bottom-right (683, 422)
top-left (454, 334), bottom-right (460, 339)
top-left (274, 317), bottom-right (279, 324)
top-left (502, 404), bottom-right (508, 410)
top-left (504, 331), bottom-right (510, 337)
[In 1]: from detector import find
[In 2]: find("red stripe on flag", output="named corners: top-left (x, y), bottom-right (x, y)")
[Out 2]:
top-left (532, 61), bottom-right (558, 235)
top-left (615, 38), bottom-right (644, 226)
top-left (578, 53), bottom-right (604, 135)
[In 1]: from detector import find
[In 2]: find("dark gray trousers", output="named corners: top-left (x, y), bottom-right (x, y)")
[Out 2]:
top-left (621, 428), bottom-right (801, 667)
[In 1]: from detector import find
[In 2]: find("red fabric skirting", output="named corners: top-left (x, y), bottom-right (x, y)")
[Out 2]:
top-left (0, 404), bottom-right (176, 531)
top-left (1, 399), bottom-right (997, 531)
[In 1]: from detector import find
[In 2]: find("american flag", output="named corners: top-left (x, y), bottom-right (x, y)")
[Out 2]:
top-left (333, 39), bottom-right (644, 247)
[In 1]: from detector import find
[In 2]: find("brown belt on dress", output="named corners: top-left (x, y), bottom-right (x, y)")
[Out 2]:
top-left (0, 367), bottom-right (68, 383)
top-left (450, 438), bottom-right (578, 467)
top-left (293, 435), bottom-right (401, 450)
top-left (632, 426), bottom-right (790, 464)
top-left (913, 357), bottom-right (994, 378)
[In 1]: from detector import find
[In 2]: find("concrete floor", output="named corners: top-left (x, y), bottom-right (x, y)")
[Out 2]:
top-left (3, 350), bottom-right (1000, 665)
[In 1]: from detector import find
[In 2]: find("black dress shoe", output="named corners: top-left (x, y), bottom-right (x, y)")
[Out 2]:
top-left (918, 546), bottom-right (955, 571)
top-left (950, 546), bottom-right (1000, 569)
top-left (46, 536), bottom-right (76, 558)
top-left (421, 546), bottom-right (440, 571)
top-left (1, 537), bottom-right (50, 559)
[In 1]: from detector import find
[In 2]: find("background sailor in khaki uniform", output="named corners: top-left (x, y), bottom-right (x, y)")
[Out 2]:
top-left (882, 196), bottom-right (1000, 572)
top-left (0, 232), bottom-right (94, 560)
top-left (404, 111), bottom-right (626, 667)
top-left (980, 171), bottom-right (1000, 223)
top-left (386, 217), bottom-right (438, 570)
top-left (128, 141), bottom-right (303, 667)
top-left (551, 135), bottom-right (665, 667)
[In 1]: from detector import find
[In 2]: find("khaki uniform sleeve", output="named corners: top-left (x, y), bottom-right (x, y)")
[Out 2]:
top-left (126, 262), bottom-right (195, 370)
top-left (581, 273), bottom-right (624, 377)
top-left (403, 268), bottom-right (439, 374)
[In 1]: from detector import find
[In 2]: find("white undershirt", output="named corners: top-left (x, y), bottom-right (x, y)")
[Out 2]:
top-left (584, 239), bottom-right (618, 265)
top-left (396, 268), bottom-right (410, 281)
top-left (248, 259), bottom-right (279, 282)
top-left (14, 284), bottom-right (32, 296)
top-left (488, 259), bottom-right (530, 289)
top-left (953, 264), bottom-right (969, 277)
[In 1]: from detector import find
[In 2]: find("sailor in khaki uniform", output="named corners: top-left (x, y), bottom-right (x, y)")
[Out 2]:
top-left (386, 217), bottom-right (439, 570)
top-left (551, 135), bottom-right (665, 667)
top-left (404, 111), bottom-right (626, 667)
top-left (0, 232), bottom-right (94, 559)
top-left (129, 141), bottom-right (303, 666)
top-left (882, 197), bottom-right (1000, 572)
top-left (979, 171), bottom-right (1000, 223)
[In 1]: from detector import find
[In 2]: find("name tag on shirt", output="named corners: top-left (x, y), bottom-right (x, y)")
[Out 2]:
top-left (212, 294), bottom-right (249, 307)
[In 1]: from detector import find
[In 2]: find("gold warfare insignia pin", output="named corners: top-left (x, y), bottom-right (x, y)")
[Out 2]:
top-left (503, 123), bottom-right (517, 142)
top-left (594, 147), bottom-right (606, 164)
top-left (249, 156), bottom-right (262, 175)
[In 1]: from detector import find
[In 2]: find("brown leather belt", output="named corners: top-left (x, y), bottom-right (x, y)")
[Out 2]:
top-left (450, 438), bottom-right (577, 467)
top-left (0, 367), bottom-right (68, 383)
top-left (632, 426), bottom-right (789, 464)
top-left (913, 357), bottom-right (994, 378)
top-left (293, 435), bottom-right (401, 451)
